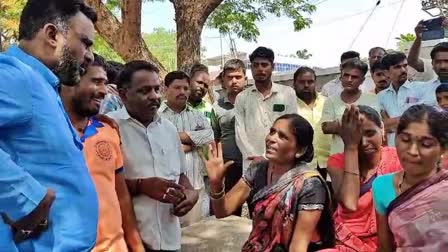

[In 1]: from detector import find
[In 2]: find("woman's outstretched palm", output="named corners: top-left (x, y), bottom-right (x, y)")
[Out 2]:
top-left (201, 142), bottom-right (234, 185)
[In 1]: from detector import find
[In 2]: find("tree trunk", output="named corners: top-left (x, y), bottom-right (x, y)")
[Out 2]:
top-left (172, 0), bottom-right (223, 71)
top-left (85, 0), bottom-right (166, 74)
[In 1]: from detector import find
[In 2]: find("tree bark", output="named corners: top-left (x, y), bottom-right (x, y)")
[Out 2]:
top-left (85, 0), bottom-right (166, 74)
top-left (172, 0), bottom-right (223, 71)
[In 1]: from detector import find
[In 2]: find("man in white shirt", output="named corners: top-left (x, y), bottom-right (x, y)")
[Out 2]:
top-left (321, 51), bottom-right (375, 97)
top-left (378, 52), bottom-right (431, 146)
top-left (235, 47), bottom-right (297, 170)
top-left (159, 71), bottom-right (214, 226)
top-left (108, 61), bottom-right (198, 251)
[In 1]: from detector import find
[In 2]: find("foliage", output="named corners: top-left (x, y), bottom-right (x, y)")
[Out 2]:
top-left (395, 33), bottom-right (416, 52)
top-left (207, 0), bottom-right (316, 42)
top-left (296, 49), bottom-right (312, 59)
top-left (93, 35), bottom-right (123, 62)
top-left (143, 28), bottom-right (177, 71)
top-left (0, 0), bottom-right (26, 50)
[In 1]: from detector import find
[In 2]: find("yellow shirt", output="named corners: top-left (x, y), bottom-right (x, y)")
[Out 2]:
top-left (297, 93), bottom-right (331, 169)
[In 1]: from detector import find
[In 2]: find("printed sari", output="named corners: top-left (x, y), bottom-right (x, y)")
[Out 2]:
top-left (386, 169), bottom-right (448, 251)
top-left (324, 147), bottom-right (402, 252)
top-left (242, 163), bottom-right (334, 252)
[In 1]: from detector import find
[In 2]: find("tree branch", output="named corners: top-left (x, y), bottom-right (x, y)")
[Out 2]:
top-left (85, 0), bottom-right (166, 74)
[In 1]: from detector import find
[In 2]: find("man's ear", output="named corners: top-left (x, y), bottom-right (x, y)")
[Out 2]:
top-left (42, 23), bottom-right (60, 49)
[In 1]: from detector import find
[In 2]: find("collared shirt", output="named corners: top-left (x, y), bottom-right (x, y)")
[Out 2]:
top-left (211, 93), bottom-right (242, 162)
top-left (81, 118), bottom-right (127, 252)
top-left (321, 92), bottom-right (380, 155)
top-left (422, 78), bottom-right (441, 106)
top-left (235, 83), bottom-right (297, 170)
top-left (189, 99), bottom-right (213, 123)
top-left (159, 102), bottom-right (214, 189)
top-left (0, 45), bottom-right (98, 251)
top-left (378, 80), bottom-right (433, 146)
top-left (320, 78), bottom-right (376, 97)
top-left (107, 108), bottom-right (187, 250)
top-left (296, 93), bottom-right (331, 169)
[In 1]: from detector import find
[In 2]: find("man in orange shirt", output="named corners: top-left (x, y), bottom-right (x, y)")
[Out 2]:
top-left (60, 54), bottom-right (144, 252)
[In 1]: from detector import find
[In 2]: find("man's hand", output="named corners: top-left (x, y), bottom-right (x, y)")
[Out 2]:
top-left (182, 144), bottom-right (193, 153)
top-left (1, 189), bottom-right (55, 243)
top-left (139, 178), bottom-right (185, 204)
top-left (415, 20), bottom-right (425, 40)
top-left (248, 156), bottom-right (266, 166)
top-left (172, 189), bottom-right (199, 217)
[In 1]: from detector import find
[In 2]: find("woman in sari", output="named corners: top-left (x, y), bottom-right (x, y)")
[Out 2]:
top-left (202, 114), bottom-right (335, 251)
top-left (323, 105), bottom-right (402, 252)
top-left (373, 104), bottom-right (448, 251)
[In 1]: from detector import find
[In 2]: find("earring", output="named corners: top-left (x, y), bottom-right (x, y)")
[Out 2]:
top-left (295, 153), bottom-right (301, 158)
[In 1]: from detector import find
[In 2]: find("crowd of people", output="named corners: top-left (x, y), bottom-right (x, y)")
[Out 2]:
top-left (1, 0), bottom-right (448, 252)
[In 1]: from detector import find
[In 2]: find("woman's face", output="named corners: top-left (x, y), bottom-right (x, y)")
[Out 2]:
top-left (359, 114), bottom-right (383, 157)
top-left (395, 121), bottom-right (443, 176)
top-left (265, 119), bottom-right (301, 164)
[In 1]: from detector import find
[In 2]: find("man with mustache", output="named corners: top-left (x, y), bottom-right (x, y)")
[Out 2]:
top-left (159, 71), bottom-right (213, 226)
top-left (321, 59), bottom-right (380, 155)
top-left (293, 67), bottom-right (331, 178)
top-left (188, 63), bottom-right (214, 122)
top-left (370, 61), bottom-right (390, 94)
top-left (235, 46), bottom-right (297, 171)
top-left (378, 52), bottom-right (431, 146)
top-left (108, 62), bottom-right (198, 251)
top-left (59, 54), bottom-right (144, 252)
top-left (0, 0), bottom-right (99, 251)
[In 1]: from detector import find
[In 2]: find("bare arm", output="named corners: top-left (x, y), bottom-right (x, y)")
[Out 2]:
top-left (408, 22), bottom-right (425, 72)
top-left (381, 111), bottom-right (400, 133)
top-left (115, 173), bottom-right (144, 252)
top-left (210, 179), bottom-right (251, 219)
top-left (182, 144), bottom-right (193, 153)
top-left (376, 212), bottom-right (395, 252)
top-left (179, 132), bottom-right (194, 145)
top-left (328, 147), bottom-right (361, 212)
top-left (288, 210), bottom-right (323, 252)
top-left (322, 121), bottom-right (341, 135)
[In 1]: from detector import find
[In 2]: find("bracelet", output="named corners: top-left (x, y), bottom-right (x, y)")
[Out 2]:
top-left (209, 183), bottom-right (225, 200)
top-left (344, 170), bottom-right (360, 176)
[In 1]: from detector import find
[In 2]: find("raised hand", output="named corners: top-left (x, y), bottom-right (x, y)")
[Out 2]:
top-left (200, 142), bottom-right (234, 187)
top-left (340, 104), bottom-right (363, 148)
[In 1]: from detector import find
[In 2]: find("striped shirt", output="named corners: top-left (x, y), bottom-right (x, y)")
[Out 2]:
top-left (378, 80), bottom-right (434, 146)
top-left (159, 102), bottom-right (214, 189)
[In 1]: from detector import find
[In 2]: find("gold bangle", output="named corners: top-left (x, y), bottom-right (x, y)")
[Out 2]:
top-left (344, 170), bottom-right (360, 176)
top-left (209, 184), bottom-right (225, 200)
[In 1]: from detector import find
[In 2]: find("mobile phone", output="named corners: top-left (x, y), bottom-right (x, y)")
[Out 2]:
top-left (422, 17), bottom-right (445, 41)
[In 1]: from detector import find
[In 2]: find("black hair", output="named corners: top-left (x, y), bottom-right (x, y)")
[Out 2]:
top-left (368, 47), bottom-right (386, 57)
top-left (358, 105), bottom-right (382, 127)
top-left (223, 59), bottom-right (246, 75)
top-left (117, 60), bottom-right (159, 89)
top-left (430, 42), bottom-right (448, 60)
top-left (19, 0), bottom-right (97, 40)
top-left (341, 58), bottom-right (368, 77)
top-left (189, 63), bottom-right (209, 79)
top-left (274, 114), bottom-right (314, 163)
top-left (340, 51), bottom-right (360, 62)
top-left (397, 104), bottom-right (448, 148)
top-left (370, 61), bottom-right (387, 74)
top-left (293, 66), bottom-right (316, 82)
top-left (105, 61), bottom-right (124, 84)
top-left (249, 46), bottom-right (275, 63)
top-left (164, 71), bottom-right (190, 87)
top-left (381, 51), bottom-right (407, 70)
top-left (90, 54), bottom-right (107, 69)
top-left (436, 83), bottom-right (448, 93)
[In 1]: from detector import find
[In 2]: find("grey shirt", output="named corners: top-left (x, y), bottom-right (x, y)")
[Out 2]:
top-left (211, 94), bottom-right (242, 163)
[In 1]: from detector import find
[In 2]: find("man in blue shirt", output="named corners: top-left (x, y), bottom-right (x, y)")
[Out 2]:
top-left (0, 0), bottom-right (99, 251)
